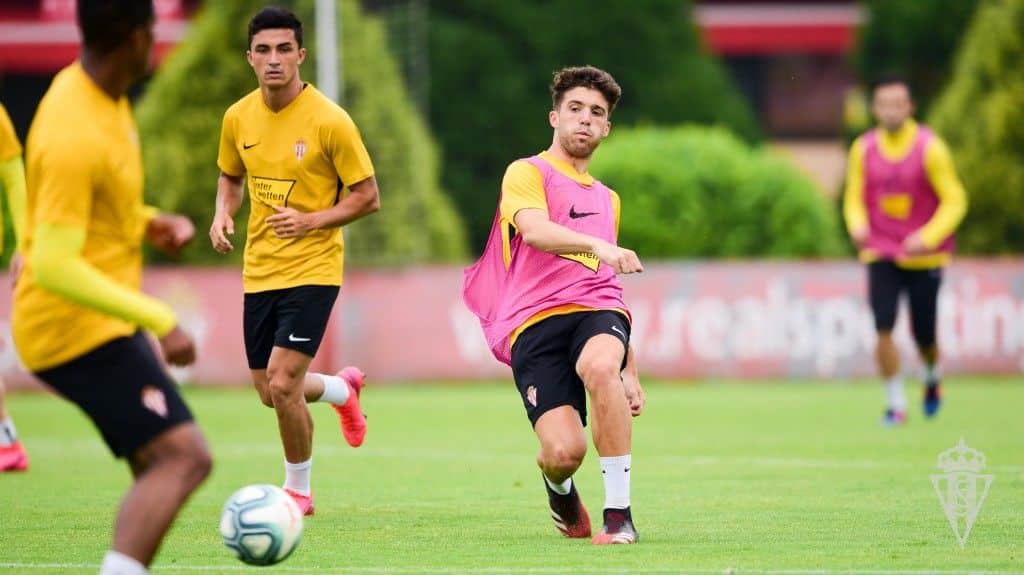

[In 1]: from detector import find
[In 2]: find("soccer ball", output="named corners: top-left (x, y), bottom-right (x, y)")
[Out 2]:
top-left (219, 484), bottom-right (304, 565)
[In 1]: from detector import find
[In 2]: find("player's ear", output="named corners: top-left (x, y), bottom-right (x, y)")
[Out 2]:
top-left (548, 109), bottom-right (558, 129)
top-left (246, 50), bottom-right (254, 67)
top-left (297, 47), bottom-right (307, 66)
top-left (603, 121), bottom-right (611, 138)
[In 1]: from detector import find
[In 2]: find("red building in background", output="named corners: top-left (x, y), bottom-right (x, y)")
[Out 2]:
top-left (696, 0), bottom-right (864, 138)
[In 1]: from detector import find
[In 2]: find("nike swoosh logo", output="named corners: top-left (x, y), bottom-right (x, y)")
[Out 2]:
top-left (288, 334), bottom-right (312, 342)
top-left (624, 467), bottom-right (630, 473)
top-left (569, 205), bottom-right (599, 219)
top-left (243, 142), bottom-right (260, 150)
top-left (610, 325), bottom-right (626, 339)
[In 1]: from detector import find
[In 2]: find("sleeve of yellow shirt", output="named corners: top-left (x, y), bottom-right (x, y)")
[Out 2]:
top-left (326, 109), bottom-right (375, 187)
top-left (0, 156), bottom-right (27, 253)
top-left (500, 160), bottom-right (547, 227)
top-left (216, 108), bottom-right (244, 177)
top-left (609, 189), bottom-right (621, 240)
top-left (0, 104), bottom-right (21, 163)
top-left (843, 137), bottom-right (868, 237)
top-left (30, 136), bottom-right (177, 337)
top-left (917, 137), bottom-right (968, 248)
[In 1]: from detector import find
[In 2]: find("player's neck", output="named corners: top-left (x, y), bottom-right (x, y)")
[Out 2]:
top-left (80, 51), bottom-right (133, 101)
top-left (261, 78), bottom-right (305, 113)
top-left (546, 143), bottom-right (591, 175)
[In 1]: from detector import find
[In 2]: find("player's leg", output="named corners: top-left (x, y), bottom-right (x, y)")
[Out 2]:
top-left (907, 266), bottom-right (943, 417)
top-left (868, 261), bottom-right (906, 425)
top-left (0, 376), bottom-right (29, 472)
top-left (115, 423), bottom-right (212, 568)
top-left (512, 314), bottom-right (592, 538)
top-left (265, 345), bottom-right (317, 514)
top-left (36, 332), bottom-right (212, 573)
top-left (277, 285), bottom-right (366, 447)
top-left (572, 311), bottom-right (637, 544)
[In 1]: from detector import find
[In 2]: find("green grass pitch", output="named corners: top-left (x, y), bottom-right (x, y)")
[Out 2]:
top-left (1, 379), bottom-right (1021, 574)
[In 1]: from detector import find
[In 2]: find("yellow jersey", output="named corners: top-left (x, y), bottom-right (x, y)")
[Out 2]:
top-left (13, 63), bottom-right (174, 371)
top-left (499, 150), bottom-right (625, 348)
top-left (217, 85), bottom-right (375, 293)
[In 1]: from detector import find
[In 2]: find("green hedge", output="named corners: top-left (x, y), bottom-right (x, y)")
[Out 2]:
top-left (135, 0), bottom-right (466, 265)
top-left (590, 126), bottom-right (845, 258)
top-left (929, 0), bottom-right (1024, 254)
top-left (424, 0), bottom-right (761, 253)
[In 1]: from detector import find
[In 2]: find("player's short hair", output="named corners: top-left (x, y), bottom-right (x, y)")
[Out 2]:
top-left (248, 6), bottom-right (304, 49)
top-left (550, 66), bottom-right (622, 113)
top-left (76, 0), bottom-right (154, 54)
top-left (871, 73), bottom-right (912, 96)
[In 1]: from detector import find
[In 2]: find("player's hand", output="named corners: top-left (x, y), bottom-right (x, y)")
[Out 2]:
top-left (594, 241), bottom-right (644, 274)
top-left (622, 370), bottom-right (645, 417)
top-left (266, 206), bottom-right (316, 238)
top-left (209, 211), bottom-right (235, 254)
top-left (8, 252), bottom-right (23, 290)
top-left (147, 213), bottom-right (195, 257)
top-left (159, 325), bottom-right (196, 367)
top-left (902, 231), bottom-right (929, 255)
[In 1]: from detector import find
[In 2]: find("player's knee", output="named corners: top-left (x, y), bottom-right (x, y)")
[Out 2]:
top-left (183, 443), bottom-right (213, 487)
top-left (544, 442), bottom-right (585, 474)
top-left (267, 376), bottom-right (303, 404)
top-left (578, 357), bottom-right (620, 392)
top-left (256, 388), bottom-right (275, 408)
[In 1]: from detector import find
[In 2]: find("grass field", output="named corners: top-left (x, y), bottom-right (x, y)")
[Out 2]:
top-left (1, 379), bottom-right (1021, 574)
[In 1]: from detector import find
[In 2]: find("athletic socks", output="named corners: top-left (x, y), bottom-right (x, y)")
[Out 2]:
top-left (923, 364), bottom-right (941, 387)
top-left (0, 417), bottom-right (17, 447)
top-left (100, 550), bottom-right (148, 575)
top-left (313, 373), bottom-right (351, 405)
top-left (886, 376), bottom-right (907, 412)
top-left (284, 458), bottom-right (312, 496)
top-left (544, 474), bottom-right (572, 495)
top-left (600, 454), bottom-right (632, 510)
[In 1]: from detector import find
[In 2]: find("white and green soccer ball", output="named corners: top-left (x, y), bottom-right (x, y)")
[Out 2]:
top-left (220, 484), bottom-right (304, 566)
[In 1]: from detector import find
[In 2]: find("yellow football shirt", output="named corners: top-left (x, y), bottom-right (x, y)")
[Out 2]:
top-left (0, 103), bottom-right (21, 162)
top-left (499, 151), bottom-right (626, 349)
top-left (218, 85), bottom-right (375, 293)
top-left (13, 63), bottom-right (173, 371)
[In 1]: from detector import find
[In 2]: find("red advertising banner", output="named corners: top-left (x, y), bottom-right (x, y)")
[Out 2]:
top-left (0, 260), bottom-right (1021, 389)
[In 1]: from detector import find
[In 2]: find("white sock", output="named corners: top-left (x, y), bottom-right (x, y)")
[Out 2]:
top-left (544, 474), bottom-right (572, 495)
top-left (886, 376), bottom-right (907, 411)
top-left (283, 458), bottom-right (312, 496)
top-left (0, 417), bottom-right (16, 446)
top-left (923, 364), bottom-right (941, 386)
top-left (600, 454), bottom-right (631, 510)
top-left (313, 373), bottom-right (350, 405)
top-left (99, 550), bottom-right (148, 575)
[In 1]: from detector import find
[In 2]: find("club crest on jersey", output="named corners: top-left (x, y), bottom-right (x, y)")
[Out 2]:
top-left (294, 139), bottom-right (307, 162)
top-left (141, 386), bottom-right (168, 418)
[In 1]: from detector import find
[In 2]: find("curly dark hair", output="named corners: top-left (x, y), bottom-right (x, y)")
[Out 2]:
top-left (550, 66), bottom-right (622, 113)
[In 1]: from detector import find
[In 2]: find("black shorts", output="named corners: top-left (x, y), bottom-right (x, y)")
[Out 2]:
top-left (510, 310), bottom-right (630, 428)
top-left (34, 331), bottom-right (194, 459)
top-left (243, 285), bottom-right (339, 369)
top-left (868, 260), bottom-right (943, 347)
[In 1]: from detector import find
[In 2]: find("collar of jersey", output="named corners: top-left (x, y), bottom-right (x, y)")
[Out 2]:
top-left (876, 119), bottom-right (919, 161)
top-left (538, 150), bottom-right (594, 187)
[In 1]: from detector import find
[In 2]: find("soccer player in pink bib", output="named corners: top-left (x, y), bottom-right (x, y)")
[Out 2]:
top-left (464, 66), bottom-right (645, 545)
top-left (844, 76), bottom-right (968, 426)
